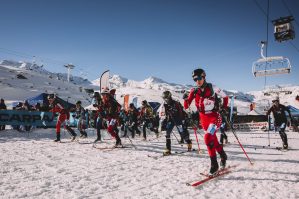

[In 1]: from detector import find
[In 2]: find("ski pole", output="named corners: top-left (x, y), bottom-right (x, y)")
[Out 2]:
top-left (171, 130), bottom-right (182, 146)
top-left (187, 107), bottom-right (202, 153)
top-left (225, 117), bottom-right (254, 165)
top-left (125, 133), bottom-right (137, 149)
top-left (192, 125), bottom-right (201, 153)
top-left (268, 115), bottom-right (271, 146)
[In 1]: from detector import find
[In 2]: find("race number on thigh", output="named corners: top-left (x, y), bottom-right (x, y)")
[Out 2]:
top-left (207, 123), bottom-right (217, 135)
top-left (108, 119), bottom-right (117, 126)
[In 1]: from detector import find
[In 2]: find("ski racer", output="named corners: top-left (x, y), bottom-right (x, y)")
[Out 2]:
top-left (183, 68), bottom-right (228, 175)
top-left (140, 100), bottom-right (159, 140)
top-left (47, 94), bottom-right (77, 142)
top-left (95, 88), bottom-right (122, 146)
top-left (266, 96), bottom-right (293, 149)
top-left (74, 100), bottom-right (88, 138)
top-left (161, 91), bottom-right (192, 155)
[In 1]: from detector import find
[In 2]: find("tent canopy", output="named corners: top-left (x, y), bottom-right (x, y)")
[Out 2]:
top-left (12, 93), bottom-right (75, 110)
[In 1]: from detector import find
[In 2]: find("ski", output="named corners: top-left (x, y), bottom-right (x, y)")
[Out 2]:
top-left (92, 143), bottom-right (131, 150)
top-left (186, 170), bottom-right (231, 187)
top-left (276, 147), bottom-right (288, 152)
top-left (186, 165), bottom-right (238, 187)
top-left (148, 149), bottom-right (197, 159)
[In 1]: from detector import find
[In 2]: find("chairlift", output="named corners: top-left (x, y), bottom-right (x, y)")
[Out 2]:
top-left (252, 41), bottom-right (291, 77)
top-left (272, 16), bottom-right (295, 42)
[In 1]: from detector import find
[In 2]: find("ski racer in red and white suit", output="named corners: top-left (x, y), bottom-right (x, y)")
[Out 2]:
top-left (48, 94), bottom-right (77, 142)
top-left (184, 68), bottom-right (228, 175)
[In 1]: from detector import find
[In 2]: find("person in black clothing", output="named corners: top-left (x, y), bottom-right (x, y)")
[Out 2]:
top-left (219, 112), bottom-right (228, 145)
top-left (74, 100), bottom-right (88, 138)
top-left (23, 100), bottom-right (32, 131)
top-left (0, 98), bottom-right (7, 130)
top-left (119, 109), bottom-right (129, 137)
top-left (266, 97), bottom-right (292, 149)
top-left (162, 91), bottom-right (192, 155)
top-left (127, 103), bottom-right (140, 138)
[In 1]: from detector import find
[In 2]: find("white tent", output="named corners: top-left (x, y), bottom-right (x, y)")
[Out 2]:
top-left (84, 104), bottom-right (97, 110)
top-left (247, 109), bottom-right (264, 115)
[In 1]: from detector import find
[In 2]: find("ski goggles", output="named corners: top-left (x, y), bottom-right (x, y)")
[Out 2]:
top-left (193, 75), bottom-right (205, 82)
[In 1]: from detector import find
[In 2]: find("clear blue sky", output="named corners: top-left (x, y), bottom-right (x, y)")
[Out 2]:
top-left (0, 0), bottom-right (298, 92)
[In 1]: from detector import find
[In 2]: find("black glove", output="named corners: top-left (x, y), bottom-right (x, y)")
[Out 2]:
top-left (183, 93), bottom-right (188, 100)
top-left (290, 117), bottom-right (294, 123)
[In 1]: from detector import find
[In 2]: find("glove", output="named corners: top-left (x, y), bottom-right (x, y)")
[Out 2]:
top-left (65, 120), bottom-right (70, 126)
top-left (183, 93), bottom-right (188, 100)
top-left (220, 107), bottom-right (227, 114)
top-left (290, 117), bottom-right (295, 125)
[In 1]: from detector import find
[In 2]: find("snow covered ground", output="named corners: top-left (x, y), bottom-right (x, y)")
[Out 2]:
top-left (1, 127), bottom-right (298, 199)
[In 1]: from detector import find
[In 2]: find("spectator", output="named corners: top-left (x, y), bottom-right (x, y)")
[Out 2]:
top-left (0, 98), bottom-right (7, 130)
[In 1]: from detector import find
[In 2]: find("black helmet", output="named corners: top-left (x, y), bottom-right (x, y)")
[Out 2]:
top-left (142, 100), bottom-right (147, 106)
top-left (47, 94), bottom-right (56, 100)
top-left (93, 92), bottom-right (100, 98)
top-left (192, 68), bottom-right (206, 81)
top-left (162, 91), bottom-right (172, 104)
top-left (76, 100), bottom-right (82, 105)
top-left (129, 103), bottom-right (134, 108)
top-left (162, 91), bottom-right (172, 99)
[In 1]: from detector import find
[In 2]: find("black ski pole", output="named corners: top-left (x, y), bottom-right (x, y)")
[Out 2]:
top-left (267, 115), bottom-right (271, 147)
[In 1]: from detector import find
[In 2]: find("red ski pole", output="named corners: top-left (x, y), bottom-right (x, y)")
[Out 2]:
top-left (226, 117), bottom-right (254, 165)
top-left (192, 125), bottom-right (202, 153)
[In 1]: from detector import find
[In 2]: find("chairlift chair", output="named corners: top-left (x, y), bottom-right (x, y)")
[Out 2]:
top-left (252, 41), bottom-right (291, 77)
top-left (272, 16), bottom-right (295, 42)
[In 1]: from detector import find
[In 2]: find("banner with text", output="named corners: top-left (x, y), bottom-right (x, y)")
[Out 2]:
top-left (0, 110), bottom-right (56, 127)
top-left (233, 122), bottom-right (268, 131)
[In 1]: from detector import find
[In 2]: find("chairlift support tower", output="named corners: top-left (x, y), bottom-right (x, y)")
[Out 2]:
top-left (64, 64), bottom-right (75, 82)
top-left (252, 41), bottom-right (291, 77)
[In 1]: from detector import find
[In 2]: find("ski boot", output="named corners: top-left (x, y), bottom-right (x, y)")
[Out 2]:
top-left (115, 138), bottom-right (122, 148)
top-left (283, 144), bottom-right (288, 150)
top-left (94, 131), bottom-right (101, 143)
top-left (54, 133), bottom-right (61, 142)
top-left (187, 143), bottom-right (192, 152)
top-left (94, 137), bottom-right (101, 143)
top-left (208, 156), bottom-right (219, 176)
top-left (71, 135), bottom-right (77, 142)
top-left (163, 149), bottom-right (171, 156)
top-left (82, 131), bottom-right (87, 138)
top-left (219, 150), bottom-right (227, 169)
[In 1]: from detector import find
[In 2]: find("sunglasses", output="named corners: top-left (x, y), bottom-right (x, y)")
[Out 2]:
top-left (193, 76), bottom-right (205, 82)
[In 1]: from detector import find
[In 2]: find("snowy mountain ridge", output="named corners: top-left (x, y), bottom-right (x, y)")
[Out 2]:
top-left (1, 59), bottom-right (299, 113)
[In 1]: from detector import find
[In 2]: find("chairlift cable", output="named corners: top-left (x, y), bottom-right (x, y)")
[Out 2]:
top-left (280, 0), bottom-right (299, 28)
top-left (288, 42), bottom-right (299, 53)
top-left (0, 46), bottom-right (90, 77)
top-left (252, 0), bottom-right (299, 54)
top-left (264, 0), bottom-right (270, 89)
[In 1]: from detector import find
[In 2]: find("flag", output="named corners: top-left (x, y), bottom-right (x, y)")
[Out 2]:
top-left (124, 95), bottom-right (129, 111)
top-left (100, 70), bottom-right (109, 93)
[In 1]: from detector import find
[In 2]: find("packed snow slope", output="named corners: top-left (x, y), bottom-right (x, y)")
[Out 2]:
top-left (0, 128), bottom-right (298, 198)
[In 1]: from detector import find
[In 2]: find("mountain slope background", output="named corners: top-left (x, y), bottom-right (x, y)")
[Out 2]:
top-left (1, 60), bottom-right (299, 114)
